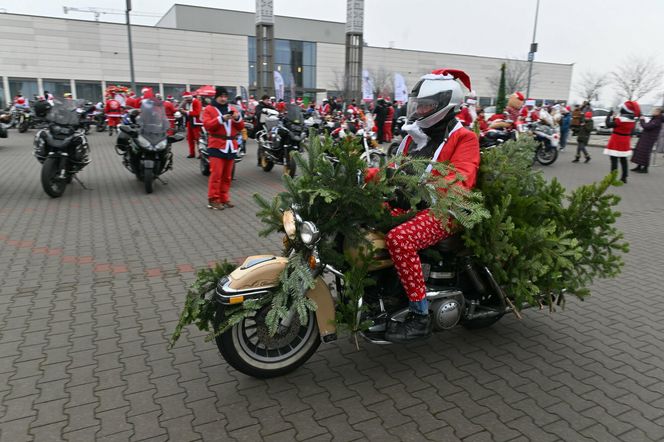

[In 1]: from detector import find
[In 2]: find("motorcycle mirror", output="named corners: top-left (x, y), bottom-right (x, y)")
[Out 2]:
top-left (119, 125), bottom-right (138, 137)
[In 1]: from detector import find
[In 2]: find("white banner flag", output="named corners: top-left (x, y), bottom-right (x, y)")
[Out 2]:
top-left (394, 73), bottom-right (408, 103)
top-left (362, 69), bottom-right (374, 102)
top-left (273, 71), bottom-right (284, 101)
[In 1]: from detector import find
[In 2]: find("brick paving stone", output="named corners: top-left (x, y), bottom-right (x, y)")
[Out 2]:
top-left (2, 132), bottom-right (664, 441)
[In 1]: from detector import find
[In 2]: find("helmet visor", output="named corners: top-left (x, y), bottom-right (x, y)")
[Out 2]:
top-left (407, 90), bottom-right (453, 121)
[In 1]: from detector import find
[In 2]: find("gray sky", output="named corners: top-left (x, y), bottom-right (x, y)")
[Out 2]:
top-left (6, 0), bottom-right (664, 103)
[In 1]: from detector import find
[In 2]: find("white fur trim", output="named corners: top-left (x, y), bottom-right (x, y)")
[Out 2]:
top-left (396, 135), bottom-right (410, 155)
top-left (420, 73), bottom-right (454, 81)
top-left (603, 148), bottom-right (632, 157)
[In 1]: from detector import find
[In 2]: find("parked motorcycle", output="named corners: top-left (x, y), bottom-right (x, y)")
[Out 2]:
top-left (0, 110), bottom-right (11, 138)
top-left (197, 128), bottom-right (242, 179)
top-left (33, 99), bottom-right (91, 198)
top-left (211, 197), bottom-right (515, 378)
top-left (480, 128), bottom-right (516, 150)
top-left (257, 104), bottom-right (306, 177)
top-left (17, 107), bottom-right (32, 133)
top-left (332, 120), bottom-right (385, 168)
top-left (521, 122), bottom-right (559, 166)
top-left (115, 100), bottom-right (184, 194)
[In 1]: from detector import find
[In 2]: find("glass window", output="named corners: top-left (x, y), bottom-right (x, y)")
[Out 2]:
top-left (8, 78), bottom-right (39, 101)
top-left (303, 67), bottom-right (315, 90)
top-left (248, 36), bottom-right (256, 63)
top-left (275, 40), bottom-right (292, 65)
top-left (43, 79), bottom-right (72, 98)
top-left (76, 81), bottom-right (102, 103)
top-left (0, 81), bottom-right (5, 109)
top-left (163, 84), bottom-right (186, 100)
top-left (303, 42), bottom-right (316, 66)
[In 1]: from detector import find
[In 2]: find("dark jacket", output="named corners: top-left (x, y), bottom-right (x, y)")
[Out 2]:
top-left (576, 118), bottom-right (593, 144)
top-left (632, 115), bottom-right (662, 166)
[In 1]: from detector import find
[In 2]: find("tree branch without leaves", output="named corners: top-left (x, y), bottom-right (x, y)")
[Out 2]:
top-left (575, 72), bottom-right (608, 102)
top-left (487, 59), bottom-right (532, 94)
top-left (610, 57), bottom-right (664, 101)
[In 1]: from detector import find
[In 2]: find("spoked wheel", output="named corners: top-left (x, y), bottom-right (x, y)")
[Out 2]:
top-left (41, 157), bottom-right (67, 198)
top-left (535, 144), bottom-right (558, 166)
top-left (144, 168), bottom-right (154, 194)
top-left (215, 304), bottom-right (320, 378)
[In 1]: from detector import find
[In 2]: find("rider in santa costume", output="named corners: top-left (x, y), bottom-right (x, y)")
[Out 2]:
top-left (604, 100), bottom-right (639, 183)
top-left (379, 68), bottom-right (480, 342)
top-left (104, 95), bottom-right (122, 136)
top-left (181, 91), bottom-right (203, 158)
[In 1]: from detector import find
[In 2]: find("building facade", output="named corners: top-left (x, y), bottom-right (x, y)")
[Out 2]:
top-left (0, 5), bottom-right (573, 107)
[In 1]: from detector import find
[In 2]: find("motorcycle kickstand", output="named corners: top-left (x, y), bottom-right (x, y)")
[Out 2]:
top-left (73, 176), bottom-right (92, 190)
top-left (156, 177), bottom-right (168, 185)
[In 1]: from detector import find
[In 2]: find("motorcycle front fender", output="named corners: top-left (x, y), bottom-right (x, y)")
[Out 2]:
top-left (217, 255), bottom-right (337, 341)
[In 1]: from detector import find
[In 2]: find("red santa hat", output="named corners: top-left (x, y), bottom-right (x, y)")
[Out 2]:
top-left (428, 68), bottom-right (472, 90)
top-left (584, 111), bottom-right (593, 119)
top-left (182, 91), bottom-right (192, 98)
top-left (514, 91), bottom-right (525, 101)
top-left (16, 97), bottom-right (25, 105)
top-left (621, 101), bottom-right (641, 118)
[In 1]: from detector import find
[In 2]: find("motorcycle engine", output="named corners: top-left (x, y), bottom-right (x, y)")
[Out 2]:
top-left (430, 298), bottom-right (462, 330)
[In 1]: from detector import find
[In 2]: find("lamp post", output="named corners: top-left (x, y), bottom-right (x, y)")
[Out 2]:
top-left (525, 0), bottom-right (540, 99)
top-left (126, 0), bottom-right (137, 93)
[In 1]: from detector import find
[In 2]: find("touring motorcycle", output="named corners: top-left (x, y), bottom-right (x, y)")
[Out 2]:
top-left (257, 104), bottom-right (306, 177)
top-left (519, 121), bottom-right (559, 166)
top-left (115, 100), bottom-right (184, 193)
top-left (33, 99), bottom-right (91, 198)
top-left (210, 186), bottom-right (516, 379)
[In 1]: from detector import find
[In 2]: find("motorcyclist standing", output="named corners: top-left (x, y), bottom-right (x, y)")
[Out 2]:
top-left (382, 69), bottom-right (480, 342)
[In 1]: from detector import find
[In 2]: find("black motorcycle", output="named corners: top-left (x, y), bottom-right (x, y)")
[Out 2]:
top-left (257, 104), bottom-right (306, 177)
top-left (33, 99), bottom-right (91, 198)
top-left (17, 108), bottom-right (32, 133)
top-left (198, 129), bottom-right (242, 179)
top-left (479, 128), bottom-right (516, 150)
top-left (115, 100), bottom-right (184, 194)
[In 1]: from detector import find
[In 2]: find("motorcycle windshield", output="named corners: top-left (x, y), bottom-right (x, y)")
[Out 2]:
top-left (139, 100), bottom-right (170, 145)
top-left (285, 104), bottom-right (303, 124)
top-left (47, 99), bottom-right (84, 126)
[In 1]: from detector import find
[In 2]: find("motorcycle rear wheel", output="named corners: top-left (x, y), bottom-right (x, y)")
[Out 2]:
top-left (144, 168), bottom-right (154, 194)
top-left (215, 305), bottom-right (320, 378)
top-left (535, 144), bottom-right (558, 166)
top-left (41, 157), bottom-right (67, 198)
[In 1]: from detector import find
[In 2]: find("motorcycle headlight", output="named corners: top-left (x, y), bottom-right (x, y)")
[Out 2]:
top-left (137, 135), bottom-right (151, 149)
top-left (283, 210), bottom-right (297, 240)
top-left (300, 221), bottom-right (320, 246)
top-left (155, 139), bottom-right (168, 150)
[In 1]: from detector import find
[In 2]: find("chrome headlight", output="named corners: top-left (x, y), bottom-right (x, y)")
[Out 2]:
top-left (283, 210), bottom-right (297, 240)
top-left (155, 139), bottom-right (168, 151)
top-left (300, 221), bottom-right (320, 246)
top-left (137, 135), bottom-right (151, 149)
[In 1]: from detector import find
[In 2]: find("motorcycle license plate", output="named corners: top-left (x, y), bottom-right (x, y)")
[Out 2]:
top-left (143, 160), bottom-right (155, 168)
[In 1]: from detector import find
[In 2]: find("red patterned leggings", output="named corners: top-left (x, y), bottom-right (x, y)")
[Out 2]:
top-left (385, 209), bottom-right (450, 301)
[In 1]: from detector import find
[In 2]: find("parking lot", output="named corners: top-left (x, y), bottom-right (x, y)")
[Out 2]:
top-left (1, 130), bottom-right (664, 441)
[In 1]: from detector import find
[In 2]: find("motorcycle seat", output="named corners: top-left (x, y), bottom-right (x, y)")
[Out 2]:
top-left (432, 235), bottom-right (465, 253)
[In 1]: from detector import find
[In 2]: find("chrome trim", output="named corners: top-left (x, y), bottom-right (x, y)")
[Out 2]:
top-left (323, 264), bottom-right (344, 278)
top-left (217, 277), bottom-right (276, 295)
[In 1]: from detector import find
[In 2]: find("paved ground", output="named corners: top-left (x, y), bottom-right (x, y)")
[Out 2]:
top-left (1, 128), bottom-right (664, 442)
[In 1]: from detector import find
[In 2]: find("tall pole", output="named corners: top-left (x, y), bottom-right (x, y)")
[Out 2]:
top-left (256, 0), bottom-right (275, 98)
top-left (526, 0), bottom-right (540, 99)
top-left (344, 0), bottom-right (364, 104)
top-left (126, 0), bottom-right (137, 93)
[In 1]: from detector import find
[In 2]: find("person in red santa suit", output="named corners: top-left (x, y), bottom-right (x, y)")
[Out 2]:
top-left (163, 97), bottom-right (176, 135)
top-left (180, 91), bottom-right (203, 158)
top-left (369, 68), bottom-right (480, 342)
top-left (520, 98), bottom-right (540, 122)
top-left (125, 91), bottom-right (140, 110)
top-left (383, 99), bottom-right (395, 142)
top-left (457, 91), bottom-right (478, 127)
top-left (202, 87), bottom-right (244, 210)
top-left (488, 92), bottom-right (525, 130)
top-left (104, 94), bottom-right (122, 136)
top-left (604, 100), bottom-right (640, 183)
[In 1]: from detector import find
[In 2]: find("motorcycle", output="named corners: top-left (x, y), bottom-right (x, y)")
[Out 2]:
top-left (115, 100), bottom-right (184, 194)
top-left (197, 128), bottom-right (242, 180)
top-left (17, 107), bottom-right (32, 133)
top-left (521, 122), bottom-right (559, 166)
top-left (479, 128), bottom-right (516, 150)
top-left (0, 110), bottom-right (12, 138)
top-left (332, 120), bottom-right (385, 168)
top-left (257, 104), bottom-right (306, 177)
top-left (33, 99), bottom-right (91, 198)
top-left (210, 197), bottom-right (515, 378)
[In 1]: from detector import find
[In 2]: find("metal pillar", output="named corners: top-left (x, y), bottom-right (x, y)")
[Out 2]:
top-left (255, 0), bottom-right (274, 98)
top-left (126, 0), bottom-right (137, 93)
top-left (344, 0), bottom-right (364, 103)
top-left (525, 0), bottom-right (540, 98)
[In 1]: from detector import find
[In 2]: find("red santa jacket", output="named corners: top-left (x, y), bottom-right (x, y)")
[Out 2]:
top-left (605, 116), bottom-right (635, 156)
top-left (164, 100), bottom-right (176, 122)
top-left (104, 99), bottom-right (122, 118)
top-left (185, 98), bottom-right (203, 126)
top-left (202, 103), bottom-right (245, 160)
top-left (125, 96), bottom-right (140, 109)
top-left (457, 107), bottom-right (473, 127)
top-left (397, 122), bottom-right (480, 189)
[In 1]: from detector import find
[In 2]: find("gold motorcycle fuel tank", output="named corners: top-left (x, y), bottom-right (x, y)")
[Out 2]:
top-left (343, 230), bottom-right (394, 271)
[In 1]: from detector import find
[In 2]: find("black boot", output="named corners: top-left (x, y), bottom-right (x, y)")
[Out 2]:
top-left (631, 165), bottom-right (642, 172)
top-left (572, 156), bottom-right (580, 163)
top-left (385, 312), bottom-right (432, 343)
top-left (584, 156), bottom-right (591, 163)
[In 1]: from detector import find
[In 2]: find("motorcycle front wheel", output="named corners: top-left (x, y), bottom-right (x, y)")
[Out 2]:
top-left (41, 157), bottom-right (67, 198)
top-left (215, 304), bottom-right (320, 378)
top-left (260, 150), bottom-right (274, 172)
top-left (144, 168), bottom-right (154, 194)
top-left (284, 152), bottom-right (296, 177)
top-left (535, 144), bottom-right (558, 166)
top-left (18, 120), bottom-right (29, 133)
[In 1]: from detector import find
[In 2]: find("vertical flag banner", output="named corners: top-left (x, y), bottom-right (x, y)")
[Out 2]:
top-left (273, 71), bottom-right (285, 100)
top-left (394, 73), bottom-right (408, 103)
top-left (362, 69), bottom-right (374, 102)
